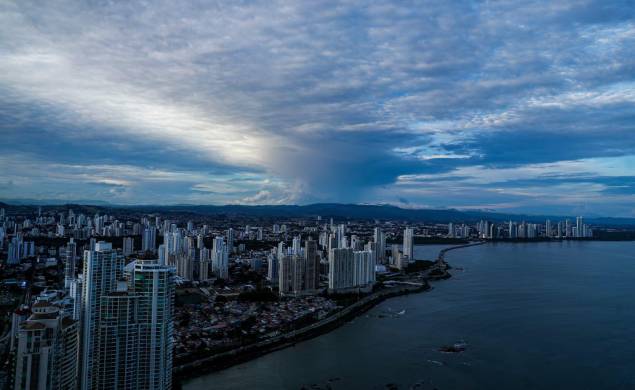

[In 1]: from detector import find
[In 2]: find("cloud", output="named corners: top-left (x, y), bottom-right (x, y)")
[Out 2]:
top-left (0, 0), bottom-right (634, 215)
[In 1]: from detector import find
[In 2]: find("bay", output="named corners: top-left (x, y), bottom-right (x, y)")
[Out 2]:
top-left (184, 241), bottom-right (635, 390)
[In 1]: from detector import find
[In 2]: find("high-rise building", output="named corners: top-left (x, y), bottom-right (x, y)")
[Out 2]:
top-left (403, 227), bottom-right (414, 260)
top-left (176, 254), bottom-right (193, 280)
top-left (122, 236), bottom-right (134, 256)
top-left (292, 235), bottom-right (302, 255)
top-left (80, 241), bottom-right (125, 390)
top-left (576, 216), bottom-right (583, 238)
top-left (267, 252), bottom-right (278, 285)
top-left (373, 227), bottom-right (386, 264)
top-left (142, 227), bottom-right (157, 253)
top-left (336, 224), bottom-right (346, 249)
top-left (14, 292), bottom-right (79, 390)
top-left (328, 247), bottom-right (375, 291)
top-left (129, 260), bottom-right (176, 390)
top-left (508, 221), bottom-right (516, 239)
top-left (64, 238), bottom-right (77, 290)
top-left (328, 248), bottom-right (354, 291)
top-left (199, 248), bottom-right (210, 281)
top-left (226, 228), bottom-right (234, 252)
top-left (352, 250), bottom-right (375, 287)
top-left (212, 236), bottom-right (229, 279)
top-left (80, 242), bottom-right (175, 390)
top-left (278, 253), bottom-right (292, 294)
top-left (304, 239), bottom-right (319, 291)
top-left (257, 227), bottom-right (263, 241)
top-left (291, 254), bottom-right (306, 293)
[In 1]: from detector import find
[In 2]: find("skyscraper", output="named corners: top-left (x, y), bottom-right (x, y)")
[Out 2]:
top-left (122, 236), bottom-right (134, 256)
top-left (373, 227), bottom-right (386, 264)
top-left (278, 253), bottom-right (292, 295)
top-left (142, 227), bottom-right (157, 253)
top-left (403, 227), bottom-right (414, 260)
top-left (576, 216), bottom-right (583, 238)
top-left (267, 251), bottom-right (278, 285)
top-left (14, 292), bottom-right (78, 390)
top-left (328, 248), bottom-right (354, 291)
top-left (80, 242), bottom-right (175, 390)
top-left (64, 238), bottom-right (77, 290)
top-left (212, 236), bottom-right (229, 279)
top-left (129, 260), bottom-right (176, 390)
top-left (80, 241), bottom-right (125, 390)
top-left (304, 239), bottom-right (319, 291)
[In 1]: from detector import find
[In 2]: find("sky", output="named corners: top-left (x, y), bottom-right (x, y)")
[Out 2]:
top-left (0, 1), bottom-right (634, 217)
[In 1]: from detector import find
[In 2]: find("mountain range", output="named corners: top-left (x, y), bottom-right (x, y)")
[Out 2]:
top-left (2, 201), bottom-right (634, 227)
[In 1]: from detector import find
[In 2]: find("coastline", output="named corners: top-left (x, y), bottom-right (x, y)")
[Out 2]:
top-left (174, 243), bottom-right (475, 387)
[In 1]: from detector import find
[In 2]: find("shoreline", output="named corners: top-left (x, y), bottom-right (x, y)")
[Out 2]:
top-left (174, 243), bottom-right (475, 387)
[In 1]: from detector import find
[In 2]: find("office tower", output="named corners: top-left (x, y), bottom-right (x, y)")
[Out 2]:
top-left (267, 252), bottom-right (278, 285)
top-left (304, 239), bottom-right (319, 291)
top-left (142, 227), bottom-right (157, 253)
top-left (14, 292), bottom-right (79, 390)
top-left (122, 236), bottom-right (134, 256)
top-left (80, 242), bottom-right (175, 390)
top-left (328, 248), bottom-right (354, 291)
top-left (64, 238), bottom-right (77, 290)
top-left (403, 227), bottom-right (414, 260)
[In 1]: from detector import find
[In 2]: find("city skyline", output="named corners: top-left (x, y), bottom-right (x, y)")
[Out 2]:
top-left (1, 1), bottom-right (635, 217)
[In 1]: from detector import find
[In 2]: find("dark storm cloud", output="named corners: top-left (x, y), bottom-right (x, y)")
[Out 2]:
top-left (0, 0), bottom-right (633, 214)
